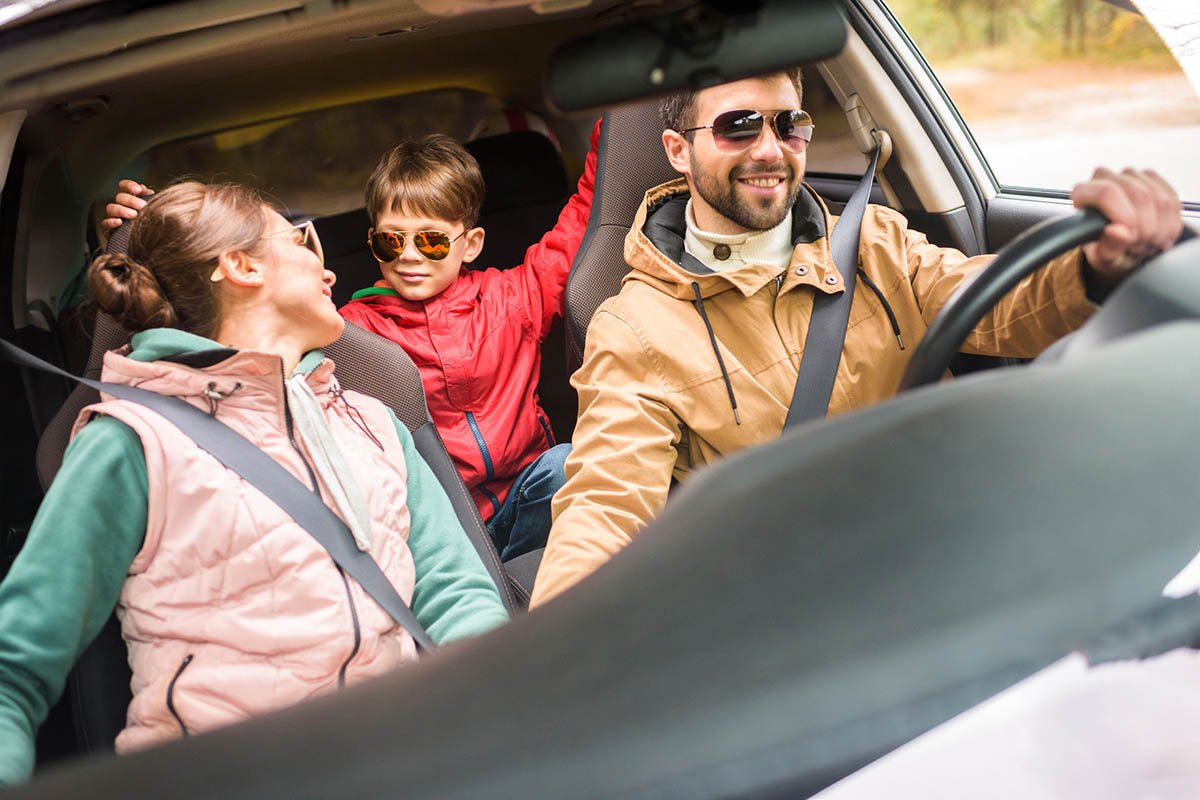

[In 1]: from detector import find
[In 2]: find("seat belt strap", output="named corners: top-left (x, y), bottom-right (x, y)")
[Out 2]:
top-left (1, 339), bottom-right (435, 652)
top-left (785, 148), bottom-right (880, 428)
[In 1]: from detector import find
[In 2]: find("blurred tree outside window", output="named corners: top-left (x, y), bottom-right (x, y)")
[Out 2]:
top-left (887, 0), bottom-right (1200, 202)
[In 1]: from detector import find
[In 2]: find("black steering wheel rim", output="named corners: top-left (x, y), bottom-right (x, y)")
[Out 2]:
top-left (898, 208), bottom-right (1110, 391)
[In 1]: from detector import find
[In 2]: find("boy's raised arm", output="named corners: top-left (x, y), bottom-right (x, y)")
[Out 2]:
top-left (518, 118), bottom-right (602, 337)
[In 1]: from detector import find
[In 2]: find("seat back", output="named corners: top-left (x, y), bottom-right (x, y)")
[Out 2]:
top-left (564, 98), bottom-right (679, 370)
top-left (39, 225), bottom-right (518, 754)
top-left (467, 129), bottom-right (569, 269)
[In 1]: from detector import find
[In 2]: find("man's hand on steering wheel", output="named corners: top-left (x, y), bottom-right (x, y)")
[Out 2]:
top-left (1072, 167), bottom-right (1182, 293)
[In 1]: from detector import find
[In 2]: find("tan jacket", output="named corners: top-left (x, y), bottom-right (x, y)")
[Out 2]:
top-left (531, 180), bottom-right (1094, 607)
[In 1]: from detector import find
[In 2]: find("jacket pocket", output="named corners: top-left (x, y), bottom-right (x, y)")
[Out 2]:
top-left (166, 654), bottom-right (195, 737)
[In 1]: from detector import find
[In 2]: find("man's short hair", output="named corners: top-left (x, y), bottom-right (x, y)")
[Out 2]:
top-left (658, 67), bottom-right (805, 132)
top-left (365, 134), bottom-right (484, 228)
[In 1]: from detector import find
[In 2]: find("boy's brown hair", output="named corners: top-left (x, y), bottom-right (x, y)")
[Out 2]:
top-left (365, 134), bottom-right (484, 229)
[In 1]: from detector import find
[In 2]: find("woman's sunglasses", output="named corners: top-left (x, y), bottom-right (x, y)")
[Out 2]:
top-left (266, 220), bottom-right (323, 264)
top-left (368, 229), bottom-right (466, 263)
top-left (209, 220), bottom-right (324, 282)
top-left (678, 109), bottom-right (815, 154)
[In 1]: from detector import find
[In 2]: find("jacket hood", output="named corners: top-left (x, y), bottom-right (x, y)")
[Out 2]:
top-left (623, 178), bottom-right (830, 300)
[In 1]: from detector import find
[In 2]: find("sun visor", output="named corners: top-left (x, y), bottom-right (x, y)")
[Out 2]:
top-left (547, 0), bottom-right (847, 111)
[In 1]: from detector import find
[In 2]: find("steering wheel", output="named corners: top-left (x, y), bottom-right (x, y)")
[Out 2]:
top-left (899, 208), bottom-right (1113, 390)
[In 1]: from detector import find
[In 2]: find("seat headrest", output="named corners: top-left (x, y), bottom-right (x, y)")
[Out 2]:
top-left (465, 131), bottom-right (569, 213)
top-left (564, 97), bottom-right (680, 368)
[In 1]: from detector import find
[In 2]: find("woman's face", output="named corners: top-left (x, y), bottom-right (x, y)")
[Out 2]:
top-left (256, 208), bottom-right (344, 349)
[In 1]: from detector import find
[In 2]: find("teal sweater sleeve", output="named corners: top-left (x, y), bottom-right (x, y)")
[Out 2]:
top-left (391, 413), bottom-right (509, 643)
top-left (0, 418), bottom-right (147, 786)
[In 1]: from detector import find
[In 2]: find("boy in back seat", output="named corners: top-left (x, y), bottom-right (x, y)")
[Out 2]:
top-left (338, 126), bottom-right (599, 561)
top-left (109, 119), bottom-right (598, 563)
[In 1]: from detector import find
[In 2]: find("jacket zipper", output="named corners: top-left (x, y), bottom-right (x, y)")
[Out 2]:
top-left (281, 365), bottom-right (362, 687)
top-left (335, 568), bottom-right (363, 688)
top-left (166, 654), bottom-right (194, 737)
top-left (465, 411), bottom-right (501, 516)
top-left (537, 413), bottom-right (556, 449)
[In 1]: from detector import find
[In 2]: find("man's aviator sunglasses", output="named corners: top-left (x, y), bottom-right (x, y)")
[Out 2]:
top-left (678, 109), bottom-right (815, 153)
top-left (368, 229), bottom-right (466, 263)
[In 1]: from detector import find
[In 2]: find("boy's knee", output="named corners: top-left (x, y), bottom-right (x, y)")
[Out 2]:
top-left (545, 444), bottom-right (572, 489)
top-left (526, 444), bottom-right (571, 500)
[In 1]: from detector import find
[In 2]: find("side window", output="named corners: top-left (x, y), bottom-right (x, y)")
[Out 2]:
top-left (887, 0), bottom-right (1200, 202)
top-left (124, 90), bottom-right (504, 218)
top-left (804, 68), bottom-right (870, 178)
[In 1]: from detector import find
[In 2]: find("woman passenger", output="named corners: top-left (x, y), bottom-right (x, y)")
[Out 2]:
top-left (0, 181), bottom-right (509, 785)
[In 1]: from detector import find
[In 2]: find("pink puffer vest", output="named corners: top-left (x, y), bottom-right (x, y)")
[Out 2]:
top-left (71, 347), bottom-right (417, 753)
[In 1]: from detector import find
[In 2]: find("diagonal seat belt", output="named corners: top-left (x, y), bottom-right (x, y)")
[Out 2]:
top-left (785, 147), bottom-right (880, 427)
top-left (2, 339), bottom-right (435, 652)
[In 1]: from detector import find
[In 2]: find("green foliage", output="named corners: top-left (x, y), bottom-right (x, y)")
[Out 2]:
top-left (887, 0), bottom-right (1173, 66)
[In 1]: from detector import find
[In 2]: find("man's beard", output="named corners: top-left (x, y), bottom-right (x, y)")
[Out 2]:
top-left (690, 155), bottom-right (802, 231)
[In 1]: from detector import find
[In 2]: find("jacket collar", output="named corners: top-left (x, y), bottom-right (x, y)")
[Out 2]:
top-left (103, 328), bottom-right (338, 412)
top-left (624, 178), bottom-right (844, 300)
top-left (349, 272), bottom-right (482, 316)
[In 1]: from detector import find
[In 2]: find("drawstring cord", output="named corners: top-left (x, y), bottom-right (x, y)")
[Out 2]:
top-left (330, 383), bottom-right (385, 452)
top-left (856, 269), bottom-right (905, 350)
top-left (202, 381), bottom-right (243, 416)
top-left (691, 281), bottom-right (742, 425)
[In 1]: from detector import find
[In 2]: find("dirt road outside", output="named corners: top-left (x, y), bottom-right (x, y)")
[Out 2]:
top-left (941, 63), bottom-right (1200, 198)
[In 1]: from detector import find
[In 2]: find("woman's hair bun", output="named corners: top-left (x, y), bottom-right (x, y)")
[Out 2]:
top-left (88, 251), bottom-right (179, 332)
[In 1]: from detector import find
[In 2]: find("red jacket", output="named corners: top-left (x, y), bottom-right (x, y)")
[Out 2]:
top-left (340, 122), bottom-right (598, 522)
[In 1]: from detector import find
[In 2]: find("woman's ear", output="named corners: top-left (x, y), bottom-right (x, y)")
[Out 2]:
top-left (210, 250), bottom-right (266, 288)
top-left (459, 227), bottom-right (486, 266)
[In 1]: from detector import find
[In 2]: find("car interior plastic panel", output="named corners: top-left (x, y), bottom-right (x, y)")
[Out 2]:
top-left (564, 97), bottom-right (679, 370)
top-left (18, 267), bottom-right (1200, 797)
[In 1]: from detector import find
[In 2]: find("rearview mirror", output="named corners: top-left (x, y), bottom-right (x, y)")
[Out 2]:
top-left (547, 0), bottom-right (847, 111)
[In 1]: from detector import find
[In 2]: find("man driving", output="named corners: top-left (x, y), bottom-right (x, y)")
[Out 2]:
top-left (530, 68), bottom-right (1184, 607)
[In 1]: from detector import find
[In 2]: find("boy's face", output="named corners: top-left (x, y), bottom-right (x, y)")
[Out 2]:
top-left (370, 207), bottom-right (485, 302)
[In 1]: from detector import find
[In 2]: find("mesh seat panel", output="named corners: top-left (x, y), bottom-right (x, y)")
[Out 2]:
top-left (565, 98), bottom-right (680, 368)
top-left (325, 322), bottom-right (428, 432)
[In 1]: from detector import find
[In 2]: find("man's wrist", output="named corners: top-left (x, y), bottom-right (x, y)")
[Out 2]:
top-left (1080, 251), bottom-right (1122, 304)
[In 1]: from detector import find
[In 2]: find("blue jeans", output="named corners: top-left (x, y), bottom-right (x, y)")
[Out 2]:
top-left (487, 443), bottom-right (571, 562)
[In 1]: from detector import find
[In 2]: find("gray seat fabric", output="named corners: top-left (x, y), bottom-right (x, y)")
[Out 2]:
top-left (565, 98), bottom-right (679, 370)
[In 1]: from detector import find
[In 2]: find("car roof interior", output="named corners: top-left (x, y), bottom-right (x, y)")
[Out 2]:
top-left (1, 0), bottom-right (973, 331)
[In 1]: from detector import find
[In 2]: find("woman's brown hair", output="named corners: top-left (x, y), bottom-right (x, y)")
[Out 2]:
top-left (88, 181), bottom-right (271, 337)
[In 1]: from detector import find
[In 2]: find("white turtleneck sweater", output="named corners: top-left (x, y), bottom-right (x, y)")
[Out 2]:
top-left (683, 199), bottom-right (794, 273)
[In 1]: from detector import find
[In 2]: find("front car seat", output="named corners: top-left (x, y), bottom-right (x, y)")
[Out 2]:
top-left (564, 97), bottom-right (679, 371)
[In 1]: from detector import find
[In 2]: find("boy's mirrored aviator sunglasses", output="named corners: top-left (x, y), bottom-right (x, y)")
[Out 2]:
top-left (210, 220), bottom-right (323, 282)
top-left (368, 229), bottom-right (467, 263)
top-left (678, 109), bottom-right (815, 153)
